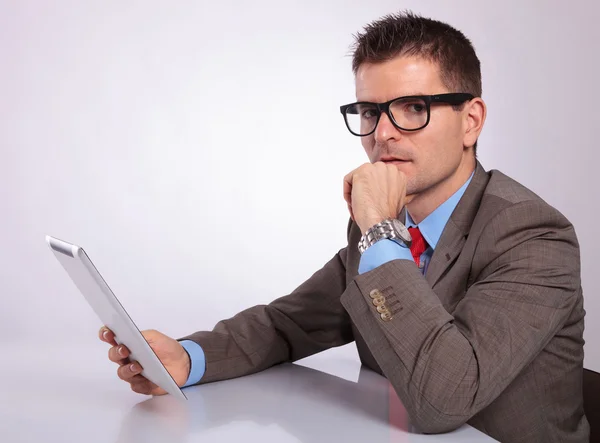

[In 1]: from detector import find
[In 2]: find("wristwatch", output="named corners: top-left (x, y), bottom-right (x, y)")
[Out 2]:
top-left (357, 218), bottom-right (412, 254)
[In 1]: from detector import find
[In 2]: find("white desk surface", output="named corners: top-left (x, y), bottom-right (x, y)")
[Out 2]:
top-left (0, 342), bottom-right (496, 442)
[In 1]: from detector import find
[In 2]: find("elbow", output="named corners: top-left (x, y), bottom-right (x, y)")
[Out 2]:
top-left (404, 367), bottom-right (480, 433)
top-left (411, 413), bottom-right (469, 435)
top-left (412, 416), bottom-right (467, 434)
top-left (407, 398), bottom-right (472, 434)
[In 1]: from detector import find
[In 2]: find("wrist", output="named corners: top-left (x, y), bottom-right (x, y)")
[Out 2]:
top-left (179, 340), bottom-right (206, 386)
top-left (361, 216), bottom-right (389, 234)
top-left (358, 218), bottom-right (412, 255)
top-left (180, 344), bottom-right (192, 381)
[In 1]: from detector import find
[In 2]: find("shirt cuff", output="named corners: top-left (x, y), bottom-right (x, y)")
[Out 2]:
top-left (180, 340), bottom-right (206, 387)
top-left (358, 239), bottom-right (413, 274)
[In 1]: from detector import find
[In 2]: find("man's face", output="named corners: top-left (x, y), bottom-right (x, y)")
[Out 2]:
top-left (355, 55), bottom-right (472, 196)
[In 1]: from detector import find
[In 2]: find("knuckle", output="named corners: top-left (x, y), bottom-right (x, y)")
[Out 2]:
top-left (110, 345), bottom-right (126, 361)
top-left (355, 166), bottom-right (368, 178)
top-left (131, 378), bottom-right (152, 395)
top-left (131, 383), bottom-right (148, 395)
top-left (117, 364), bottom-right (130, 380)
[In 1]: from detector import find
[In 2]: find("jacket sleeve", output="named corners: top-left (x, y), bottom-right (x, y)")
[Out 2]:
top-left (179, 220), bottom-right (355, 384)
top-left (340, 200), bottom-right (582, 433)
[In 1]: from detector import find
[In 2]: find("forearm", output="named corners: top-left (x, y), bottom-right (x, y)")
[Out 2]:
top-left (179, 304), bottom-right (296, 384)
top-left (342, 258), bottom-right (577, 433)
top-left (342, 260), bottom-right (468, 432)
top-left (180, 247), bottom-right (354, 385)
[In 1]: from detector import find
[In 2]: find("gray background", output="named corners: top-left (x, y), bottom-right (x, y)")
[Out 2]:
top-left (2, 0), bottom-right (599, 370)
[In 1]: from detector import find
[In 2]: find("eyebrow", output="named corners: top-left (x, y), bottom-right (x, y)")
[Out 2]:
top-left (355, 92), bottom-right (428, 103)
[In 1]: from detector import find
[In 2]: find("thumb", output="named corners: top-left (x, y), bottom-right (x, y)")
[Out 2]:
top-left (141, 329), bottom-right (161, 341)
top-left (141, 330), bottom-right (167, 350)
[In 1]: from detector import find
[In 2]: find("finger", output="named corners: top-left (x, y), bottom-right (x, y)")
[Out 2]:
top-left (99, 326), bottom-right (118, 346)
top-left (117, 361), bottom-right (143, 381)
top-left (130, 376), bottom-right (156, 395)
top-left (108, 344), bottom-right (131, 364)
top-left (343, 172), bottom-right (354, 205)
top-left (344, 169), bottom-right (357, 204)
top-left (347, 202), bottom-right (354, 219)
top-left (131, 383), bottom-right (152, 395)
top-left (346, 202), bottom-right (355, 221)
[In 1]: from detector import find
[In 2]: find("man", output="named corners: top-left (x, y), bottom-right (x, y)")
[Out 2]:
top-left (100, 11), bottom-right (589, 442)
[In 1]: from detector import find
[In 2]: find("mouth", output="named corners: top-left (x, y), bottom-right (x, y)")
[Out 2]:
top-left (383, 160), bottom-right (408, 165)
top-left (379, 157), bottom-right (410, 165)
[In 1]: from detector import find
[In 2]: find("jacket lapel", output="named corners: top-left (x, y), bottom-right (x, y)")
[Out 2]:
top-left (424, 161), bottom-right (490, 288)
top-left (425, 219), bottom-right (466, 288)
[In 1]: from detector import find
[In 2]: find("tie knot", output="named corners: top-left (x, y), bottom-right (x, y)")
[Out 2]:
top-left (408, 227), bottom-right (428, 263)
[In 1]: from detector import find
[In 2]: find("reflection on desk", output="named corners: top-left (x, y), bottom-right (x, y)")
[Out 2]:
top-left (0, 344), bottom-right (496, 442)
top-left (115, 363), bottom-right (496, 443)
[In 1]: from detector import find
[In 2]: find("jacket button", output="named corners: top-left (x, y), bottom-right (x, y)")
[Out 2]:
top-left (369, 289), bottom-right (382, 299)
top-left (376, 305), bottom-right (388, 314)
top-left (372, 295), bottom-right (386, 306)
top-left (380, 312), bottom-right (393, 322)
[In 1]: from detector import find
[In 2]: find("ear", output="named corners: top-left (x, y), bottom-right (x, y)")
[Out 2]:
top-left (463, 98), bottom-right (486, 149)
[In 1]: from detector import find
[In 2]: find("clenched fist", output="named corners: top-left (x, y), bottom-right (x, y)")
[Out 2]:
top-left (343, 162), bottom-right (410, 234)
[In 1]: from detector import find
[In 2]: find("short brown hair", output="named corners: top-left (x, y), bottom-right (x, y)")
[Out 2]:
top-left (351, 11), bottom-right (482, 152)
top-left (351, 11), bottom-right (482, 97)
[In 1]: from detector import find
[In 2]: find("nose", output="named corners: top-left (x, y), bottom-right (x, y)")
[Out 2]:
top-left (374, 111), bottom-right (401, 143)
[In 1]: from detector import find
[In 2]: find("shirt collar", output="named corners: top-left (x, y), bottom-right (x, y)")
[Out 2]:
top-left (405, 171), bottom-right (474, 250)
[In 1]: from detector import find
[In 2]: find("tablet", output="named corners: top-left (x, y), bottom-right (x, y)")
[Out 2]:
top-left (46, 235), bottom-right (187, 401)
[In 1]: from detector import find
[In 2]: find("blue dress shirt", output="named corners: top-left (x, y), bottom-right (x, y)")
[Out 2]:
top-left (180, 340), bottom-right (206, 387)
top-left (358, 172), bottom-right (474, 275)
top-left (180, 171), bottom-right (474, 387)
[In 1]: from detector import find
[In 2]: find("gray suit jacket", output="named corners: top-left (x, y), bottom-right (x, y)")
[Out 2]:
top-left (181, 162), bottom-right (589, 442)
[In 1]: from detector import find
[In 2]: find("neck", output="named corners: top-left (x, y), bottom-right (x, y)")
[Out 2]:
top-left (406, 154), bottom-right (475, 225)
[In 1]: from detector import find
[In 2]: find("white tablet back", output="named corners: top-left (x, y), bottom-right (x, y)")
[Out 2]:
top-left (46, 235), bottom-right (187, 401)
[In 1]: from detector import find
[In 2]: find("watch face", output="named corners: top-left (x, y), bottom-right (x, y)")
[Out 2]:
top-left (391, 219), bottom-right (412, 245)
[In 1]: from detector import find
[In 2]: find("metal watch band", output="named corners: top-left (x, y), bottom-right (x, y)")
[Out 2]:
top-left (357, 218), bottom-right (412, 254)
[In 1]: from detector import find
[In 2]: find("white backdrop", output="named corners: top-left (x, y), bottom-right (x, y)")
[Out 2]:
top-left (2, 0), bottom-right (599, 369)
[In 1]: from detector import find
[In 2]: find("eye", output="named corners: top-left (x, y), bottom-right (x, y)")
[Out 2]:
top-left (406, 102), bottom-right (426, 113)
top-left (361, 108), bottom-right (379, 119)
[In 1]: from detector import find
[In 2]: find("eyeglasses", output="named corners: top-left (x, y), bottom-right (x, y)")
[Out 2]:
top-left (339, 93), bottom-right (474, 137)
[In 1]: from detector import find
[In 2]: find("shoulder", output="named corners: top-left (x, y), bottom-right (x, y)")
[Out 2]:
top-left (471, 169), bottom-right (580, 272)
top-left (477, 169), bottom-right (574, 232)
top-left (484, 169), bottom-right (544, 204)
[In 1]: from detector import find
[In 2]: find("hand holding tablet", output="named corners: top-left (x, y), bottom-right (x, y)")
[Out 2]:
top-left (99, 326), bottom-right (190, 396)
top-left (46, 235), bottom-right (189, 400)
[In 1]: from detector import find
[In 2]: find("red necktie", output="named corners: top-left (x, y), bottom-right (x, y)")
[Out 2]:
top-left (408, 227), bottom-right (428, 268)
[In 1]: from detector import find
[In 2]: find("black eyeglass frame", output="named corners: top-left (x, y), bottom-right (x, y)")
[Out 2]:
top-left (339, 93), bottom-right (475, 137)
